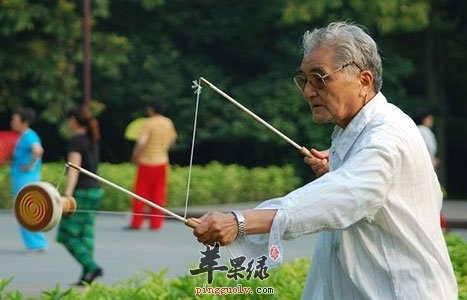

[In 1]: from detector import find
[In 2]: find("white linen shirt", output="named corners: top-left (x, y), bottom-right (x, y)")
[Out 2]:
top-left (227, 93), bottom-right (457, 299)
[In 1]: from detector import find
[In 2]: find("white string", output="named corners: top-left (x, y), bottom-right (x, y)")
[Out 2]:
top-left (55, 164), bottom-right (68, 190)
top-left (54, 164), bottom-right (177, 220)
top-left (73, 209), bottom-right (177, 218)
top-left (184, 79), bottom-right (202, 219)
top-left (8, 207), bottom-right (174, 218)
top-left (55, 164), bottom-right (185, 221)
top-left (53, 79), bottom-right (204, 222)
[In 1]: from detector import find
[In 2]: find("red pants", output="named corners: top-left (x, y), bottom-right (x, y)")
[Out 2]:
top-left (130, 164), bottom-right (168, 229)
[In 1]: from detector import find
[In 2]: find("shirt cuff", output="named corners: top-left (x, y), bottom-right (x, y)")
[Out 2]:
top-left (226, 198), bottom-right (287, 268)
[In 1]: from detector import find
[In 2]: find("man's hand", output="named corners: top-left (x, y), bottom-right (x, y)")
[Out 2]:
top-left (304, 148), bottom-right (329, 177)
top-left (193, 211), bottom-right (238, 246)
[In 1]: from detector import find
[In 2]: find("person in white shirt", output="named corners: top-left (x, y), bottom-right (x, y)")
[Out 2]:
top-left (192, 21), bottom-right (457, 299)
top-left (411, 107), bottom-right (449, 232)
top-left (411, 107), bottom-right (439, 169)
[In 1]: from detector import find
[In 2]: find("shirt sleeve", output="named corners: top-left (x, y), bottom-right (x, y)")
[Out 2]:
top-left (281, 145), bottom-right (396, 239)
top-left (226, 144), bottom-right (397, 267)
top-left (226, 197), bottom-right (288, 268)
top-left (68, 136), bottom-right (82, 154)
top-left (24, 130), bottom-right (41, 147)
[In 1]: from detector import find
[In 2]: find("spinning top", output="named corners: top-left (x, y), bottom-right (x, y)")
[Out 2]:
top-left (14, 182), bottom-right (76, 232)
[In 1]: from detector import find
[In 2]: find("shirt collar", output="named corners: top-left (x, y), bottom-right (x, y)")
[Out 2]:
top-left (330, 92), bottom-right (387, 162)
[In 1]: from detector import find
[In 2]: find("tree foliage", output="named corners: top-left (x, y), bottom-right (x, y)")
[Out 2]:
top-left (1, 0), bottom-right (466, 194)
top-left (0, 0), bottom-right (130, 122)
top-left (282, 0), bottom-right (430, 32)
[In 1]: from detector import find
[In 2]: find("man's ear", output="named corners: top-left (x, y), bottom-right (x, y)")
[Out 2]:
top-left (359, 70), bottom-right (374, 96)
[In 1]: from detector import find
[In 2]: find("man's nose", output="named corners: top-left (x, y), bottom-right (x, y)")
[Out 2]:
top-left (303, 82), bottom-right (318, 99)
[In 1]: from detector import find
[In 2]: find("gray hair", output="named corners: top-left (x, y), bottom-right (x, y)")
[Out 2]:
top-left (301, 21), bottom-right (383, 92)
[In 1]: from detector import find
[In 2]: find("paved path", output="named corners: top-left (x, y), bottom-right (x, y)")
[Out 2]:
top-left (0, 208), bottom-right (313, 297)
top-left (441, 200), bottom-right (467, 228)
top-left (0, 200), bottom-right (466, 297)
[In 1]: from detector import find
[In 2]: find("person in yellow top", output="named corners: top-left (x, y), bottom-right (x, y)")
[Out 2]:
top-left (126, 98), bottom-right (177, 230)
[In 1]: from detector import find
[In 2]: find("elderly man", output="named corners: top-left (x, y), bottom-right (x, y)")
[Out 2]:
top-left (193, 21), bottom-right (457, 299)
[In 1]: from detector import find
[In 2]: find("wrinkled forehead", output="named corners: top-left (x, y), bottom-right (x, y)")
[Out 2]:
top-left (300, 46), bottom-right (336, 73)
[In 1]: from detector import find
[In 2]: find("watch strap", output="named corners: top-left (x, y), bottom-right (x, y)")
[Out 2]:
top-left (231, 210), bottom-right (246, 239)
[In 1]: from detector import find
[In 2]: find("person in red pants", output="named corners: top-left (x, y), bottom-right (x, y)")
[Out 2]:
top-left (125, 98), bottom-right (177, 230)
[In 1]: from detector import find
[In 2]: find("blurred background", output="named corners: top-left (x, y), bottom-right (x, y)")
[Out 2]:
top-left (0, 0), bottom-right (466, 198)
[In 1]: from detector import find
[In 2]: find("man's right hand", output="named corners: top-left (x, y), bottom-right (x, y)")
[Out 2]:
top-left (304, 148), bottom-right (329, 177)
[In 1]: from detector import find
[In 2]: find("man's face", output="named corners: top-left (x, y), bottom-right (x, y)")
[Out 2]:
top-left (299, 47), bottom-right (363, 128)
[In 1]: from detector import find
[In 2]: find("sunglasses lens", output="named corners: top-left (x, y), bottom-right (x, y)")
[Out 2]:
top-left (309, 73), bottom-right (325, 89)
top-left (294, 73), bottom-right (326, 92)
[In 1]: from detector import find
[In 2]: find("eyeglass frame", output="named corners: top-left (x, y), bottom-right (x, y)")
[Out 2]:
top-left (293, 61), bottom-right (363, 93)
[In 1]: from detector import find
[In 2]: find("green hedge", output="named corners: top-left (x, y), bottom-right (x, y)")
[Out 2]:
top-left (0, 162), bottom-right (301, 211)
top-left (447, 234), bottom-right (467, 298)
top-left (1, 234), bottom-right (467, 299)
top-left (1, 258), bottom-right (308, 300)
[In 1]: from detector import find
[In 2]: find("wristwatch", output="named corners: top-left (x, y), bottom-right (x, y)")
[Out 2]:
top-left (231, 210), bottom-right (246, 239)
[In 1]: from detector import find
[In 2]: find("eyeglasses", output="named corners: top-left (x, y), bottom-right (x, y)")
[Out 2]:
top-left (293, 61), bottom-right (362, 92)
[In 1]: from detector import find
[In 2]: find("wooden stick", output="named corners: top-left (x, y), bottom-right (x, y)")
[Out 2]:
top-left (66, 162), bottom-right (199, 228)
top-left (199, 77), bottom-right (312, 157)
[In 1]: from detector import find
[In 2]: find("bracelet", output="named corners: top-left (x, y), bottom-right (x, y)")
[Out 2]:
top-left (231, 210), bottom-right (246, 239)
